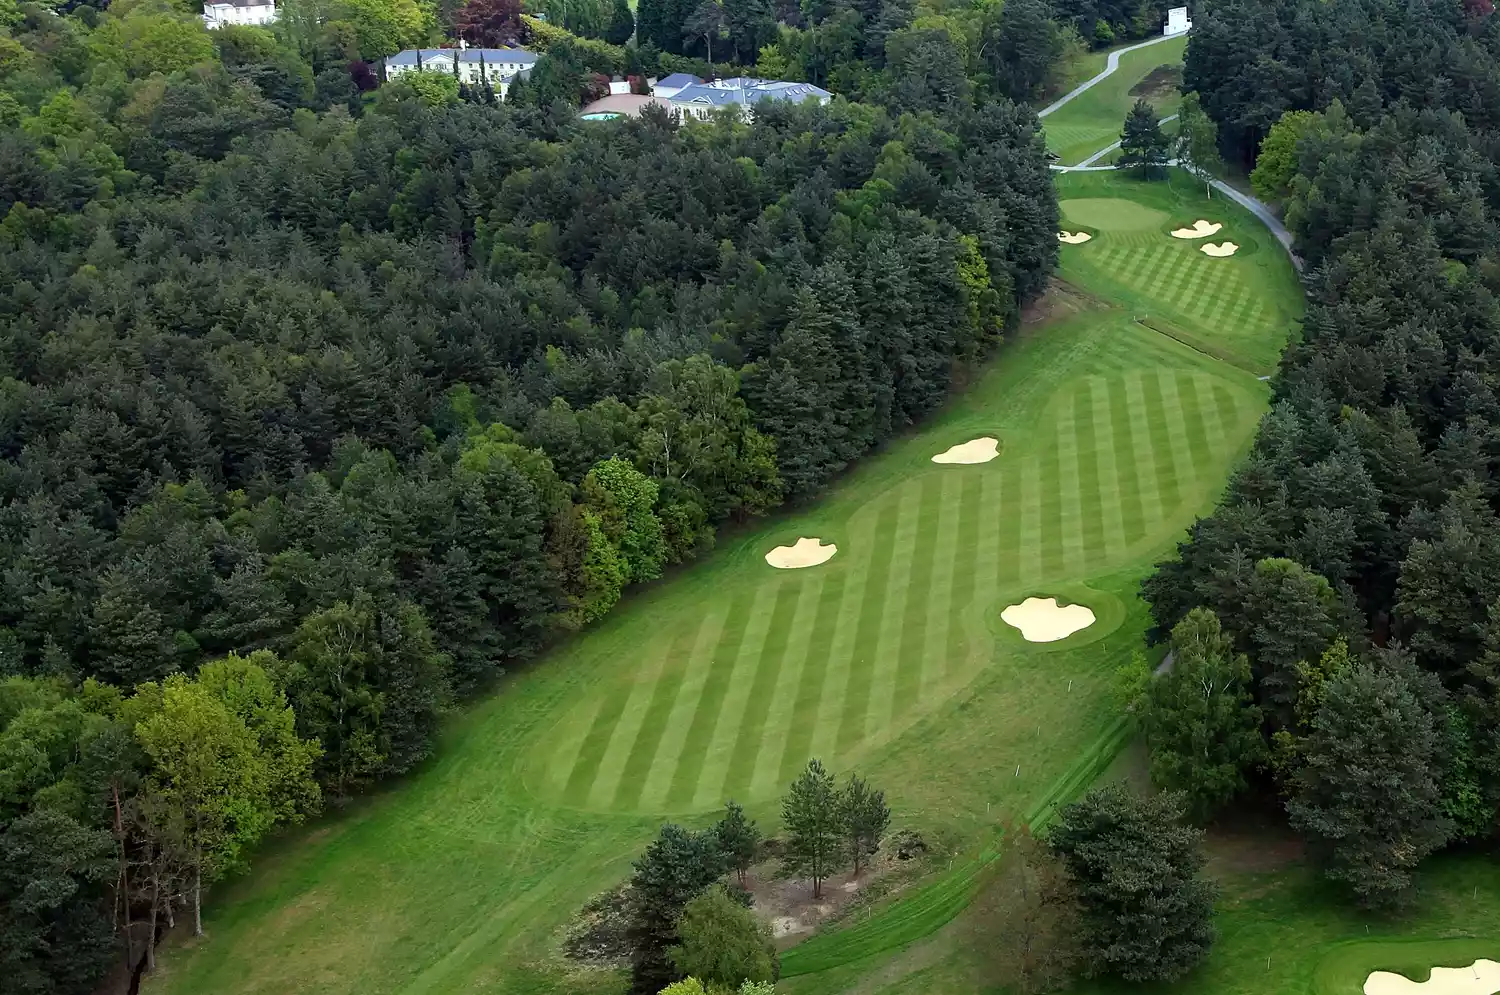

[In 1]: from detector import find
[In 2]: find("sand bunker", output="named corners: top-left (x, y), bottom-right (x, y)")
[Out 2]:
top-left (1171, 219), bottom-right (1223, 239)
top-left (1001, 597), bottom-right (1096, 642)
top-left (932, 437), bottom-right (1000, 464)
top-left (1365, 960), bottom-right (1500, 995)
top-left (1057, 230), bottom-right (1093, 244)
top-left (765, 537), bottom-right (837, 569)
top-left (1200, 241), bottom-right (1240, 257)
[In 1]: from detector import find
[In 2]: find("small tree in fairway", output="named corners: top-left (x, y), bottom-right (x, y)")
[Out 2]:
top-left (839, 773), bottom-right (889, 875)
top-left (1119, 98), bottom-right (1171, 179)
top-left (1047, 784), bottom-right (1216, 982)
top-left (781, 758), bottom-right (841, 899)
top-left (715, 800), bottom-right (760, 886)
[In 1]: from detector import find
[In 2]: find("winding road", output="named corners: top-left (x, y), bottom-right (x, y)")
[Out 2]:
top-left (1037, 31), bottom-right (1301, 269)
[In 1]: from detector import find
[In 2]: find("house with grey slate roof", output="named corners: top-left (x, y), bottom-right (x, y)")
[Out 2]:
top-left (383, 46), bottom-right (538, 97)
top-left (662, 77), bottom-right (833, 120)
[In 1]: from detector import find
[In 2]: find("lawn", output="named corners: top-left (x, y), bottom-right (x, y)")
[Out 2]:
top-left (1043, 34), bottom-right (1189, 166)
top-left (143, 171), bottom-right (1300, 995)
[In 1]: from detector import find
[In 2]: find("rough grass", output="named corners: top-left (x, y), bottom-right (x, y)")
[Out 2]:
top-left (1043, 34), bottom-right (1189, 166)
top-left (143, 172), bottom-right (1298, 995)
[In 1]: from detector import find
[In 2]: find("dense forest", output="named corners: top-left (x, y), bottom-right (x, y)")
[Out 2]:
top-left (1138, 0), bottom-right (1500, 908)
top-left (0, 0), bottom-right (1068, 987)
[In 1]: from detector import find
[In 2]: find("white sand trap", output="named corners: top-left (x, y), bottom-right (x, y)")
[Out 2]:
top-left (1171, 219), bottom-right (1223, 239)
top-left (1057, 230), bottom-right (1093, 244)
top-left (1365, 960), bottom-right (1500, 995)
top-left (932, 437), bottom-right (1000, 464)
top-left (765, 537), bottom-right (837, 569)
top-left (1001, 597), bottom-right (1096, 642)
top-left (1200, 241), bottom-right (1240, 257)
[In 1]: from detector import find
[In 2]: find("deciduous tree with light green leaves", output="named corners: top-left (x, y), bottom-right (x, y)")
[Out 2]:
top-left (1141, 608), bottom-right (1264, 821)
top-left (669, 884), bottom-right (776, 989)
top-left (1175, 91), bottom-right (1224, 197)
top-left (1249, 109), bottom-right (1316, 203)
top-left (584, 456), bottom-right (666, 584)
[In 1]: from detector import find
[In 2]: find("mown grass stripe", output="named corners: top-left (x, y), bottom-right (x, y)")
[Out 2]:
top-left (1155, 368), bottom-right (1194, 511)
top-left (636, 611), bottom-right (727, 810)
top-left (998, 464), bottom-right (1025, 588)
top-left (1057, 388), bottom-right (1088, 575)
top-left (868, 481), bottom-right (926, 741)
top-left (608, 627), bottom-right (701, 809)
top-left (663, 592), bottom-right (754, 809)
top-left (560, 628), bottom-right (671, 805)
top-left (808, 518), bottom-right (876, 764)
top-left (1176, 371), bottom-right (1214, 486)
top-left (1124, 371), bottom-right (1165, 530)
top-left (836, 501), bottom-right (901, 756)
top-left (719, 582), bottom-right (803, 801)
top-left (893, 474), bottom-right (948, 706)
top-left (1196, 372), bottom-right (1229, 453)
top-left (944, 473), bottom-right (983, 684)
top-left (1089, 376), bottom-right (1128, 561)
top-left (748, 573), bottom-right (828, 801)
top-left (1213, 381), bottom-right (1243, 440)
top-left (1173, 247), bottom-right (1217, 313)
top-left (1145, 247), bottom-right (1186, 301)
top-left (1037, 424), bottom-right (1065, 580)
top-left (1019, 454), bottom-right (1044, 584)
top-left (1073, 385), bottom-right (1107, 569)
top-left (779, 572), bottom-right (849, 787)
top-left (914, 470), bottom-right (962, 706)
top-left (584, 628), bottom-right (680, 808)
top-left (690, 582), bottom-right (781, 809)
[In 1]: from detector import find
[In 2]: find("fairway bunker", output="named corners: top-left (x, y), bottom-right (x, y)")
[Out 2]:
top-left (1365, 960), bottom-right (1500, 995)
top-left (1171, 219), bottom-right (1222, 239)
top-left (1001, 597), bottom-right (1096, 642)
top-left (1057, 230), bottom-right (1093, 244)
top-left (932, 437), bottom-right (1000, 464)
top-left (1201, 241), bottom-right (1240, 257)
top-left (765, 537), bottom-right (837, 569)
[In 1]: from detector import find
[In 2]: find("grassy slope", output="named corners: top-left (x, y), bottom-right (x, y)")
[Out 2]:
top-left (144, 172), bottom-right (1299, 995)
top-left (1044, 34), bottom-right (1188, 166)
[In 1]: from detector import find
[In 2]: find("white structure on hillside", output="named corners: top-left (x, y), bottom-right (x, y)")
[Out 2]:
top-left (1165, 6), bottom-right (1191, 34)
top-left (656, 76), bottom-right (833, 121)
top-left (383, 47), bottom-right (539, 97)
top-left (202, 0), bottom-right (277, 29)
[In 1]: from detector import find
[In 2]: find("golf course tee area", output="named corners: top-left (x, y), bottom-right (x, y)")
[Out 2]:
top-left (143, 166), bottom-right (1304, 995)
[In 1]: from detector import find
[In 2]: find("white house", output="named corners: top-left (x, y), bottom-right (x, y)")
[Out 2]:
top-left (383, 47), bottom-right (539, 97)
top-left (1164, 6), bottom-right (1191, 35)
top-left (202, 0), bottom-right (277, 29)
top-left (660, 77), bottom-right (833, 121)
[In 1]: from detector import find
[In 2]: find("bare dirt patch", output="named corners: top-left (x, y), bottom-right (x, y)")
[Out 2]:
top-left (1020, 279), bottom-right (1097, 328)
top-left (1129, 64), bottom-right (1183, 104)
top-left (1203, 820), bottom-right (1305, 879)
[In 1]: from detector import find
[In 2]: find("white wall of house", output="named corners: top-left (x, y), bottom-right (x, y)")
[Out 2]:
top-left (202, 1), bottom-right (278, 29)
top-left (386, 59), bottom-right (532, 88)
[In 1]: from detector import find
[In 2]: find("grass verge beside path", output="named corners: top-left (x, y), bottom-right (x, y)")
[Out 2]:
top-left (1044, 34), bottom-right (1188, 166)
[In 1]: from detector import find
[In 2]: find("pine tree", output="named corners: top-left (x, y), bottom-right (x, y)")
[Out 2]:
top-left (839, 773), bottom-right (889, 875)
top-left (715, 800), bottom-right (760, 885)
top-left (627, 824), bottom-right (724, 994)
top-left (1047, 785), bottom-right (1216, 982)
top-left (1118, 98), bottom-right (1170, 180)
top-left (605, 0), bottom-right (635, 44)
top-left (1287, 661), bottom-right (1452, 908)
top-left (781, 758), bottom-right (841, 898)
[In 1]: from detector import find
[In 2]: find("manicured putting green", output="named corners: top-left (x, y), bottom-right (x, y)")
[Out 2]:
top-left (1060, 197), bottom-right (1171, 231)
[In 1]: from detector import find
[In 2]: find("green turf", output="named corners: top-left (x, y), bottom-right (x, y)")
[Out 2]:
top-left (142, 171), bottom-right (1300, 995)
top-left (1055, 170), bottom-right (1304, 376)
top-left (1044, 34), bottom-right (1188, 166)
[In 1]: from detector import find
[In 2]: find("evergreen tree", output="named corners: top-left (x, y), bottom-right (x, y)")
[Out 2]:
top-left (715, 800), bottom-right (760, 885)
top-left (1287, 661), bottom-right (1452, 908)
top-left (605, 0), bottom-right (635, 44)
top-left (781, 758), bottom-right (841, 898)
top-left (627, 824), bottom-right (724, 994)
top-left (1118, 98), bottom-right (1170, 179)
top-left (838, 772), bottom-right (889, 874)
top-left (1047, 785), bottom-right (1216, 982)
